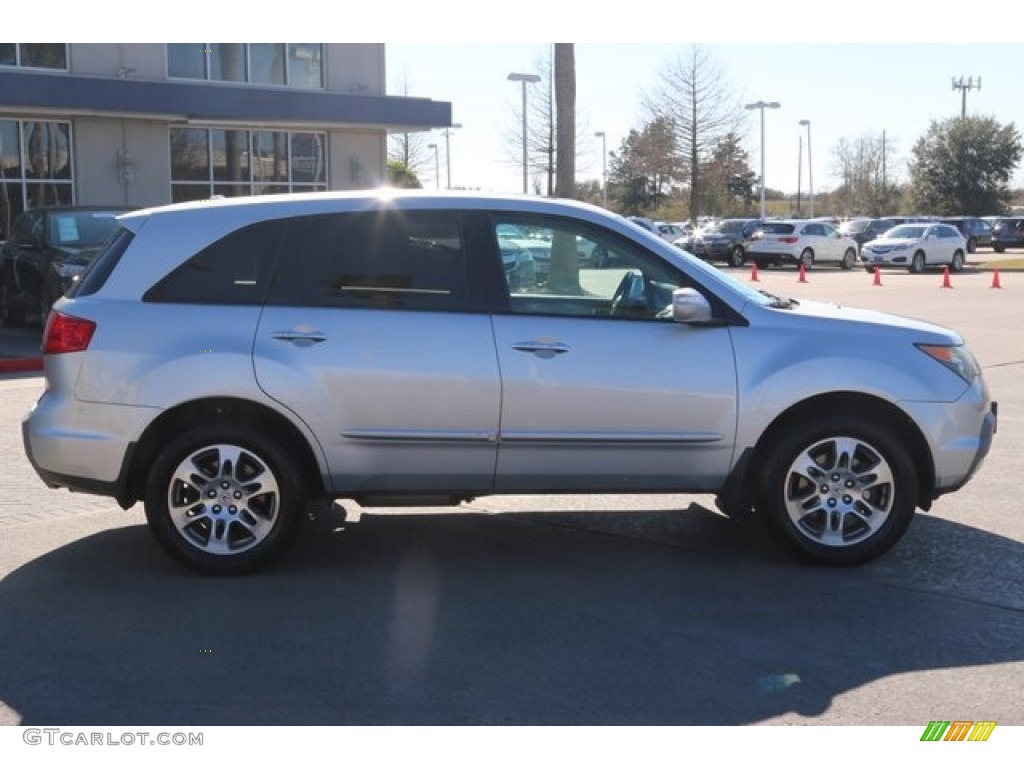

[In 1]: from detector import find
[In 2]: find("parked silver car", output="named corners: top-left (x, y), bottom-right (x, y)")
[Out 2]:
top-left (22, 191), bottom-right (997, 574)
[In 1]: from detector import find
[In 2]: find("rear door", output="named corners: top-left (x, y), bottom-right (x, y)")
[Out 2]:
top-left (253, 209), bottom-right (501, 496)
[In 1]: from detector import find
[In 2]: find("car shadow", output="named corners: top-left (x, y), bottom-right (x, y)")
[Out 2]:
top-left (0, 504), bottom-right (1021, 726)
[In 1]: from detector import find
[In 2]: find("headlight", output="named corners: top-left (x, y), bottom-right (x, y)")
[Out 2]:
top-left (50, 262), bottom-right (85, 279)
top-left (917, 343), bottom-right (981, 383)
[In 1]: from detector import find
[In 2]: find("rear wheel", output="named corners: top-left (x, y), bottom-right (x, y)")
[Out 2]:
top-left (0, 276), bottom-right (26, 328)
top-left (799, 248), bottom-right (815, 270)
top-left (144, 423), bottom-right (307, 575)
top-left (728, 245), bottom-right (746, 268)
top-left (993, 243), bottom-right (1005, 254)
top-left (910, 251), bottom-right (926, 274)
top-left (757, 415), bottom-right (918, 565)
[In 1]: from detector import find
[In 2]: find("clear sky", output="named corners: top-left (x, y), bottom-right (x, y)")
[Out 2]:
top-left (387, 41), bottom-right (1024, 198)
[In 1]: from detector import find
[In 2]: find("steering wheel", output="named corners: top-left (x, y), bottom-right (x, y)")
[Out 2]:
top-left (610, 270), bottom-right (648, 317)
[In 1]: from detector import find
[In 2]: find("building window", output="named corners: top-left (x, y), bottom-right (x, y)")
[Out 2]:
top-left (167, 44), bottom-right (322, 89)
top-left (169, 127), bottom-right (327, 203)
top-left (0, 44), bottom-right (67, 70)
top-left (0, 119), bottom-right (74, 240)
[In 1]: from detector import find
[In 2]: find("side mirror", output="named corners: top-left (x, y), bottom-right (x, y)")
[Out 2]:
top-left (671, 287), bottom-right (712, 324)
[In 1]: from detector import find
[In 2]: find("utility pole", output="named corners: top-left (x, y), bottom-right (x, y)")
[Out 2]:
top-left (796, 133), bottom-right (802, 216)
top-left (952, 76), bottom-right (981, 119)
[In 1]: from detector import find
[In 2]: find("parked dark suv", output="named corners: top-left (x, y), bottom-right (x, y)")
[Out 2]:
top-left (940, 217), bottom-right (993, 253)
top-left (0, 206), bottom-right (129, 327)
top-left (838, 218), bottom-right (894, 253)
top-left (680, 218), bottom-right (762, 267)
top-left (991, 217), bottom-right (1024, 253)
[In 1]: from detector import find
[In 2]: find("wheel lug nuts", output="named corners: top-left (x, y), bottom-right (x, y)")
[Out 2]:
top-left (827, 498), bottom-right (837, 507)
top-left (831, 474), bottom-right (840, 481)
top-left (845, 480), bottom-right (854, 488)
top-left (843, 495), bottom-right (852, 504)
top-left (821, 485), bottom-right (829, 493)
top-left (220, 481), bottom-right (230, 489)
top-left (207, 490), bottom-right (216, 498)
top-left (233, 491), bottom-right (242, 499)
top-left (229, 506), bottom-right (237, 514)
top-left (213, 505), bottom-right (221, 512)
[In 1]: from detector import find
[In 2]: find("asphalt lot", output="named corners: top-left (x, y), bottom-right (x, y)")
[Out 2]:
top-left (0, 262), bottom-right (1022, 727)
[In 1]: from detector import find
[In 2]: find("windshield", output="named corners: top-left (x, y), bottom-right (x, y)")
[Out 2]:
top-left (886, 225), bottom-right (926, 239)
top-left (717, 220), bottom-right (749, 234)
top-left (48, 211), bottom-right (123, 248)
top-left (841, 220), bottom-right (870, 233)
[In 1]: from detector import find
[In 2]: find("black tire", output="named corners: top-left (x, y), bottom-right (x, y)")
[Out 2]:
top-left (951, 249), bottom-right (965, 273)
top-left (799, 248), bottom-right (814, 270)
top-left (840, 248), bottom-right (856, 271)
top-left (966, 237), bottom-right (977, 254)
top-left (728, 244), bottom-right (746, 268)
top-left (144, 423), bottom-right (307, 575)
top-left (993, 243), bottom-right (1005, 254)
top-left (756, 415), bottom-right (918, 565)
top-left (909, 251), bottom-right (926, 274)
top-left (0, 275), bottom-right (26, 328)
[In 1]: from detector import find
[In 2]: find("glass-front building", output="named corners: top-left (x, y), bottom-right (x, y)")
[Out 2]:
top-left (0, 43), bottom-right (451, 239)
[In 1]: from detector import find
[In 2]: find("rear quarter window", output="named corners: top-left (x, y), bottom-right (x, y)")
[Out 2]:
top-left (66, 227), bottom-right (135, 298)
top-left (143, 219), bottom-right (286, 305)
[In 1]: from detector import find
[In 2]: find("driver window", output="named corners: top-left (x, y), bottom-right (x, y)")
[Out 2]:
top-left (493, 216), bottom-right (685, 320)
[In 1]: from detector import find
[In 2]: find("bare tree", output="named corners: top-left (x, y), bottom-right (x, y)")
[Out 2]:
top-left (831, 133), bottom-right (896, 216)
top-left (643, 45), bottom-right (744, 221)
top-left (387, 67), bottom-right (432, 178)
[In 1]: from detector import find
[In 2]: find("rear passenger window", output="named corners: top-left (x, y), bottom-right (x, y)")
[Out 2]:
top-left (144, 219), bottom-right (285, 305)
top-left (284, 211), bottom-right (468, 311)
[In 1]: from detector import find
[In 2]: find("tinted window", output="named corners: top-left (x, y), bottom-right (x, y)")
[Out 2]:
top-left (286, 211), bottom-right (468, 311)
top-left (760, 223), bottom-right (795, 234)
top-left (144, 219), bottom-right (285, 305)
top-left (68, 228), bottom-right (135, 298)
top-left (804, 224), bottom-right (825, 236)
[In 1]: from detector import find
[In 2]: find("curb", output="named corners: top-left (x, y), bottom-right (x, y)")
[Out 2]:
top-left (0, 357), bottom-right (43, 374)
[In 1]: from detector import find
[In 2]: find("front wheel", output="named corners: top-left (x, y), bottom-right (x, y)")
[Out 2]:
top-left (144, 423), bottom-right (307, 575)
top-left (993, 243), bottom-right (1005, 254)
top-left (951, 249), bottom-right (965, 273)
top-left (757, 416), bottom-right (918, 565)
top-left (910, 251), bottom-right (926, 274)
top-left (840, 248), bottom-right (856, 270)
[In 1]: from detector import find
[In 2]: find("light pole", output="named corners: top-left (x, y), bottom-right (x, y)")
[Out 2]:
top-left (594, 130), bottom-right (607, 208)
top-left (799, 119), bottom-right (813, 218)
top-left (744, 100), bottom-right (780, 220)
top-left (427, 143), bottom-right (439, 190)
top-left (507, 72), bottom-right (541, 194)
top-left (442, 123), bottom-right (462, 189)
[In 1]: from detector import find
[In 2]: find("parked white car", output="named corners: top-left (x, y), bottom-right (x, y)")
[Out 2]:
top-left (747, 220), bottom-right (860, 270)
top-left (860, 223), bottom-right (968, 273)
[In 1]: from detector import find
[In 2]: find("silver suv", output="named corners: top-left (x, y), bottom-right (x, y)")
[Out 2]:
top-left (22, 191), bottom-right (997, 575)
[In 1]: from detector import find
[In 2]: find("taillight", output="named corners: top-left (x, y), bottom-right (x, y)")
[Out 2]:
top-left (780, 236), bottom-right (799, 243)
top-left (43, 311), bottom-right (96, 355)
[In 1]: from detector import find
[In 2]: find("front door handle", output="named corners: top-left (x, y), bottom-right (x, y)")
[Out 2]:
top-left (511, 340), bottom-right (570, 359)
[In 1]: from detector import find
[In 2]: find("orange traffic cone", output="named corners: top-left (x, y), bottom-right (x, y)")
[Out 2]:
top-left (798, 263), bottom-right (808, 283)
top-left (991, 268), bottom-right (1002, 289)
top-left (941, 266), bottom-right (953, 289)
top-left (873, 266), bottom-right (882, 286)
top-left (750, 263), bottom-right (759, 282)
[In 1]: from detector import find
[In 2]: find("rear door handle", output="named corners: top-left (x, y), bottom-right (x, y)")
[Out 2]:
top-left (272, 329), bottom-right (328, 344)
